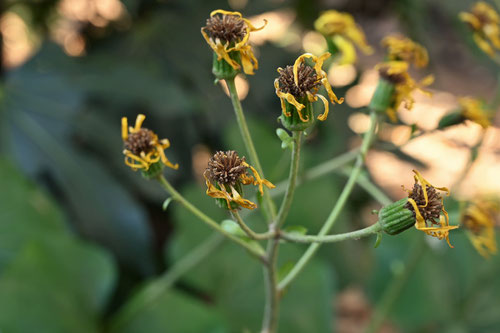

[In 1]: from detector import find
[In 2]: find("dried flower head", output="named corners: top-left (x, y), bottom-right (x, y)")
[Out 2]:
top-left (382, 35), bottom-right (429, 68)
top-left (460, 2), bottom-right (500, 57)
top-left (376, 61), bottom-right (434, 122)
top-left (204, 150), bottom-right (275, 210)
top-left (403, 170), bottom-right (458, 247)
top-left (458, 97), bottom-right (492, 128)
top-left (275, 52), bottom-right (344, 123)
top-left (314, 10), bottom-right (373, 64)
top-left (462, 200), bottom-right (498, 258)
top-left (122, 114), bottom-right (178, 171)
top-left (201, 10), bottom-right (267, 75)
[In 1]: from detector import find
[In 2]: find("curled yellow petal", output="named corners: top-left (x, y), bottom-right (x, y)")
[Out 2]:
top-left (121, 117), bottom-right (128, 141)
top-left (316, 94), bottom-right (330, 121)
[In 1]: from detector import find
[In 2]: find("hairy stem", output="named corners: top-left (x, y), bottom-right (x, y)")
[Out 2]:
top-left (231, 211), bottom-right (275, 240)
top-left (278, 110), bottom-right (378, 291)
top-left (157, 175), bottom-right (266, 260)
top-left (262, 131), bottom-right (302, 333)
top-left (226, 78), bottom-right (277, 221)
top-left (282, 222), bottom-right (382, 243)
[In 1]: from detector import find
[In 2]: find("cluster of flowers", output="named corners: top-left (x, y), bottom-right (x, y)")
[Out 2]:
top-left (121, 5), bottom-right (498, 256)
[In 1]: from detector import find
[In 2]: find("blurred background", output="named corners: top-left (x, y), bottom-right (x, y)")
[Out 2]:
top-left (1, 0), bottom-right (500, 332)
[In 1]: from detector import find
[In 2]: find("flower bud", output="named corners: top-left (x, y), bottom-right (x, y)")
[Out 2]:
top-left (379, 198), bottom-right (416, 235)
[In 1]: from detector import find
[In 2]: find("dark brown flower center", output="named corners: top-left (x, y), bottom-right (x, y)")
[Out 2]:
top-left (378, 66), bottom-right (406, 85)
top-left (277, 64), bottom-right (321, 98)
top-left (206, 150), bottom-right (247, 186)
top-left (204, 14), bottom-right (246, 43)
top-left (405, 183), bottom-right (443, 224)
top-left (124, 128), bottom-right (156, 155)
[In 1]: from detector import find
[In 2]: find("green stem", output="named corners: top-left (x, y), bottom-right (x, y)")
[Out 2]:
top-left (278, 110), bottom-right (378, 291)
top-left (281, 223), bottom-right (382, 243)
top-left (365, 237), bottom-right (427, 333)
top-left (109, 233), bottom-right (224, 330)
top-left (231, 211), bottom-right (274, 240)
top-left (156, 175), bottom-right (266, 260)
top-left (226, 78), bottom-right (276, 221)
top-left (262, 131), bottom-right (303, 333)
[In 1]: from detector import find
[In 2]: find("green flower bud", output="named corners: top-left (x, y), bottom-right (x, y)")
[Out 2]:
top-left (379, 198), bottom-right (416, 235)
top-left (141, 161), bottom-right (165, 180)
top-left (369, 78), bottom-right (395, 115)
top-left (212, 51), bottom-right (240, 81)
top-left (279, 98), bottom-right (315, 132)
top-left (437, 110), bottom-right (465, 129)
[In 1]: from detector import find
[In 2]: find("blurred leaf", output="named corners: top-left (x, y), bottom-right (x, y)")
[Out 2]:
top-left (0, 237), bottom-right (116, 333)
top-left (109, 289), bottom-right (227, 333)
top-left (220, 219), bottom-right (248, 238)
top-left (2, 58), bottom-right (154, 275)
top-left (0, 158), bottom-right (66, 271)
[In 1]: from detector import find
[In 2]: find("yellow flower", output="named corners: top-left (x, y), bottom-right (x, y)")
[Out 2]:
top-left (460, 1), bottom-right (500, 57)
top-left (458, 96), bottom-right (492, 128)
top-left (314, 10), bottom-right (373, 64)
top-left (462, 200), bottom-right (498, 258)
top-left (204, 151), bottom-right (275, 210)
top-left (274, 52), bottom-right (344, 124)
top-left (382, 35), bottom-right (429, 68)
top-left (201, 10), bottom-right (267, 75)
top-left (403, 170), bottom-right (458, 247)
top-left (121, 114), bottom-right (178, 171)
top-left (376, 61), bottom-right (434, 122)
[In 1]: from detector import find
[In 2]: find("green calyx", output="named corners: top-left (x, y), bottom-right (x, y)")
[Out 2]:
top-left (279, 97), bottom-right (314, 132)
top-left (369, 78), bottom-right (395, 116)
top-left (437, 110), bottom-right (466, 129)
top-left (212, 51), bottom-right (240, 81)
top-left (141, 161), bottom-right (164, 180)
top-left (215, 182), bottom-right (243, 210)
top-left (379, 198), bottom-right (415, 235)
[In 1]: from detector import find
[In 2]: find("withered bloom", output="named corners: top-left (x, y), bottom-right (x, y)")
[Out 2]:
top-left (460, 2), bottom-right (500, 57)
top-left (204, 150), bottom-right (274, 210)
top-left (403, 170), bottom-right (458, 247)
top-left (314, 10), bottom-right (373, 65)
top-left (201, 10), bottom-right (266, 76)
top-left (462, 200), bottom-right (498, 258)
top-left (274, 53), bottom-right (344, 130)
top-left (374, 61), bottom-right (434, 122)
top-left (382, 35), bottom-right (429, 68)
top-left (122, 114), bottom-right (178, 172)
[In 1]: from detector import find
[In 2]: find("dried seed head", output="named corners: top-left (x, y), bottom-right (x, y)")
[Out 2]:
top-left (405, 183), bottom-right (443, 224)
top-left (124, 128), bottom-right (156, 155)
top-left (204, 14), bottom-right (246, 43)
top-left (278, 64), bottom-right (321, 98)
top-left (378, 66), bottom-right (406, 85)
top-left (206, 150), bottom-right (247, 186)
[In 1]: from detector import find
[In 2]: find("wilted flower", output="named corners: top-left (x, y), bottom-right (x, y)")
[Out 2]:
top-left (403, 170), bottom-right (458, 247)
top-left (314, 10), bottom-right (373, 64)
top-left (201, 10), bottom-right (266, 77)
top-left (375, 61), bottom-right (434, 122)
top-left (274, 53), bottom-right (344, 130)
top-left (382, 35), bottom-right (429, 68)
top-left (204, 150), bottom-right (275, 210)
top-left (462, 200), bottom-right (498, 258)
top-left (122, 114), bottom-right (178, 172)
top-left (459, 97), bottom-right (492, 128)
top-left (460, 2), bottom-right (500, 57)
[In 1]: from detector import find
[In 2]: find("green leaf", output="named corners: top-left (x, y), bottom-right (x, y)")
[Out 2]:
top-left (162, 197), bottom-right (173, 211)
top-left (220, 219), bottom-right (247, 238)
top-left (0, 236), bottom-right (116, 333)
top-left (109, 289), bottom-right (227, 333)
top-left (276, 128), bottom-right (293, 150)
top-left (284, 225), bottom-right (308, 236)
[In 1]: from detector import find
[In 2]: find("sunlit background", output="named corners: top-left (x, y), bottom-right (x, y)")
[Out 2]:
top-left (1, 0), bottom-right (499, 332)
